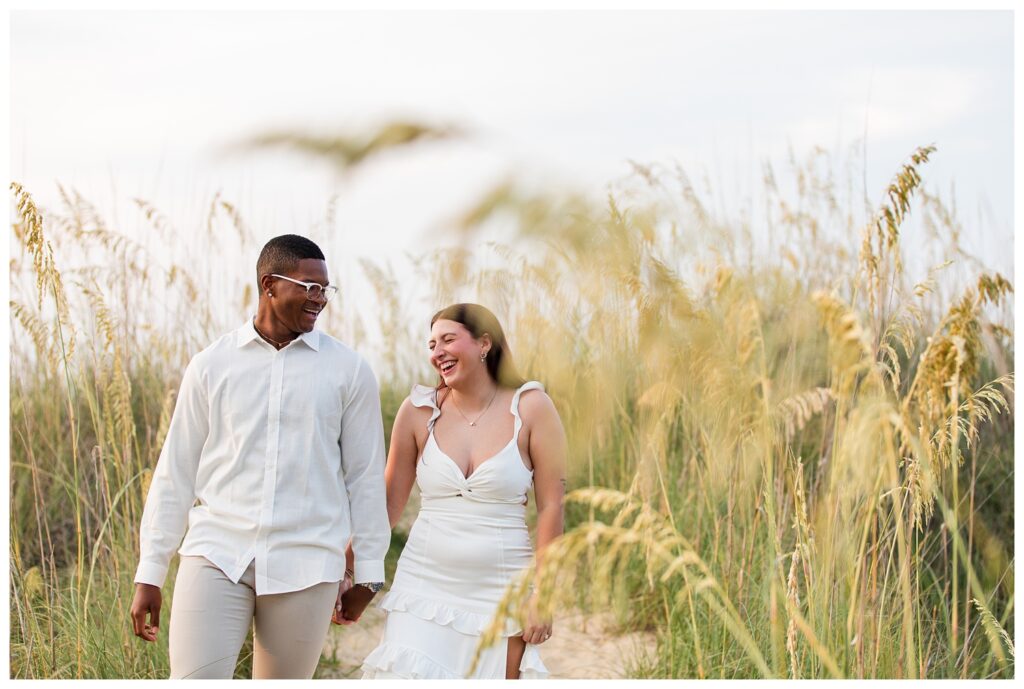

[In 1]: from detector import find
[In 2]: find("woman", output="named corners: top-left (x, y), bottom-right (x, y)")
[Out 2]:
top-left (357, 303), bottom-right (567, 679)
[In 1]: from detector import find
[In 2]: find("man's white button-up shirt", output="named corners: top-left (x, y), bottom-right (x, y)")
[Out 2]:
top-left (134, 320), bottom-right (390, 594)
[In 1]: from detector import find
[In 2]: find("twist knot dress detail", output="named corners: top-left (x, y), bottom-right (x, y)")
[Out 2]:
top-left (360, 381), bottom-right (549, 679)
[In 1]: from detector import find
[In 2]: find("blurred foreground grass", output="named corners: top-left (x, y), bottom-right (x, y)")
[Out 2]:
top-left (9, 142), bottom-right (1014, 678)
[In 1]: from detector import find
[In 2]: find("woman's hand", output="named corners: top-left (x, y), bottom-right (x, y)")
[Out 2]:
top-left (521, 593), bottom-right (552, 645)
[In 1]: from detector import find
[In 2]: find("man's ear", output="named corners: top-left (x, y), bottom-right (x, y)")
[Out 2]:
top-left (259, 274), bottom-right (274, 296)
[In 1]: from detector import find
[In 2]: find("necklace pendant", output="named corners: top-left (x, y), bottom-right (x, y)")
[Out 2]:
top-left (470, 422), bottom-right (476, 427)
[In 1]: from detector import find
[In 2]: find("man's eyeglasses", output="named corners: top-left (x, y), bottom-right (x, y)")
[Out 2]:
top-left (271, 274), bottom-right (339, 302)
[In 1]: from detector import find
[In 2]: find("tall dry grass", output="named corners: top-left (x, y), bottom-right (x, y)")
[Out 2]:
top-left (466, 146), bottom-right (1013, 679)
top-left (9, 141), bottom-right (1014, 678)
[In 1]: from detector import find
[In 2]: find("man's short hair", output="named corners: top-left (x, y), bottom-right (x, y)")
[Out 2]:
top-left (256, 235), bottom-right (325, 285)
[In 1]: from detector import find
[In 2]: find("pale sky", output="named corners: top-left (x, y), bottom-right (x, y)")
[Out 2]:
top-left (8, 9), bottom-right (1016, 346)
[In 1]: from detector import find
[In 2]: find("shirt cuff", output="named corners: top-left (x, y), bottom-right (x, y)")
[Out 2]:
top-left (353, 559), bottom-right (385, 585)
top-left (134, 561), bottom-right (169, 588)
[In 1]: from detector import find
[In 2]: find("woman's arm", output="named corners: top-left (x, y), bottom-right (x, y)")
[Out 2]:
top-left (525, 390), bottom-right (568, 574)
top-left (338, 397), bottom-right (422, 624)
top-left (346, 397), bottom-right (422, 571)
top-left (383, 397), bottom-right (423, 528)
top-left (520, 390), bottom-right (567, 645)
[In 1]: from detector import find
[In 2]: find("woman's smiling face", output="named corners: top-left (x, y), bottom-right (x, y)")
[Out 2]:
top-left (428, 319), bottom-right (490, 386)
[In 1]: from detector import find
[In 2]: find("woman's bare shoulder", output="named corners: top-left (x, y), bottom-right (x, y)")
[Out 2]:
top-left (517, 386), bottom-right (558, 423)
top-left (395, 388), bottom-right (440, 429)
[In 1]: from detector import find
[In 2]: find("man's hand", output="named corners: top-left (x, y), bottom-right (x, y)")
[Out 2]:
top-left (338, 584), bottom-right (377, 623)
top-left (130, 583), bottom-right (162, 642)
top-left (332, 574), bottom-right (355, 625)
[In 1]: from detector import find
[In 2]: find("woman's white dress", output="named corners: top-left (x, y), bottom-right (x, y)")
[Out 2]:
top-left (361, 381), bottom-right (549, 679)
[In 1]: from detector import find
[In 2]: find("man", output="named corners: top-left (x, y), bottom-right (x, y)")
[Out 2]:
top-left (130, 234), bottom-right (389, 679)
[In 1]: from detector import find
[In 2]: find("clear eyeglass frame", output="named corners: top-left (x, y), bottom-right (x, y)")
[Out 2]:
top-left (270, 273), bottom-right (339, 302)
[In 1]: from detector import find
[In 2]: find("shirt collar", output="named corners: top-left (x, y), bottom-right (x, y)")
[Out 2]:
top-left (236, 319), bottom-right (320, 352)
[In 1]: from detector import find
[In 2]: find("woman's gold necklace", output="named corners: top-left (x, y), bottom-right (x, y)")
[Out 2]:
top-left (451, 386), bottom-right (499, 427)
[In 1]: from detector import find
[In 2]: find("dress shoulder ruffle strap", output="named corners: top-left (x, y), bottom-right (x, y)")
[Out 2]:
top-left (510, 380), bottom-right (545, 440)
top-left (409, 384), bottom-right (442, 431)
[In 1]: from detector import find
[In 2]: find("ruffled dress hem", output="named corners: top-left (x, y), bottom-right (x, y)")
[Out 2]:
top-left (362, 589), bottom-right (550, 679)
top-left (377, 588), bottom-right (524, 636)
top-left (360, 641), bottom-right (549, 680)
top-left (361, 643), bottom-right (460, 679)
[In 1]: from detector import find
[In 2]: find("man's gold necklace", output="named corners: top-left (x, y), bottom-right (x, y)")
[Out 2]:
top-left (254, 322), bottom-right (290, 349)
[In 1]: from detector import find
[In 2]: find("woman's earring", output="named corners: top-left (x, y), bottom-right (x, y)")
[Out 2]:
top-left (480, 351), bottom-right (487, 362)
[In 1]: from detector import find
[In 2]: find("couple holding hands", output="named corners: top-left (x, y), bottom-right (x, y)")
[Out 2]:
top-left (129, 234), bottom-right (566, 679)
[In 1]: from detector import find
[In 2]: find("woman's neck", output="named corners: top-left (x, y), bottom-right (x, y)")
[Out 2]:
top-left (448, 375), bottom-right (500, 409)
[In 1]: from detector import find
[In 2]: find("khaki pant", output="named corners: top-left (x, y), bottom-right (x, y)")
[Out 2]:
top-left (168, 556), bottom-right (338, 679)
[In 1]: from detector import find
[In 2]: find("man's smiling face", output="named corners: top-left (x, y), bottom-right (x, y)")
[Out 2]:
top-left (269, 258), bottom-right (330, 334)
